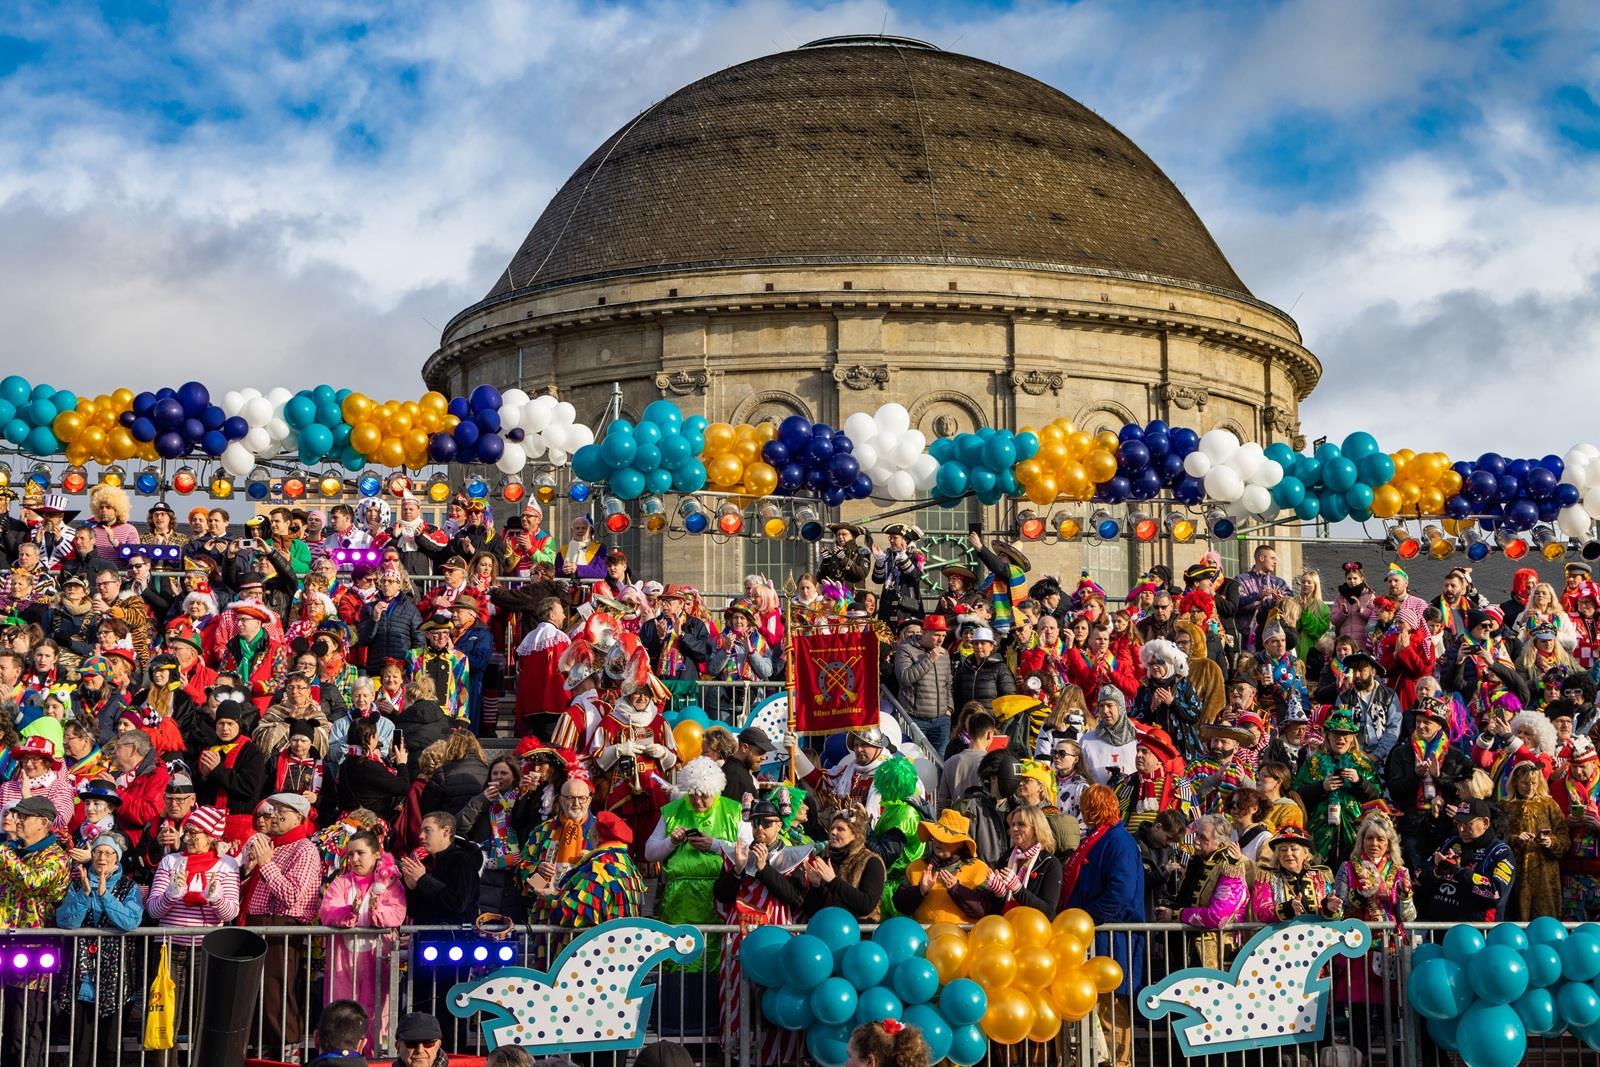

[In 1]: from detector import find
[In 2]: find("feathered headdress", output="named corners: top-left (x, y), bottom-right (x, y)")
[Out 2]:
top-left (557, 639), bottom-right (598, 687)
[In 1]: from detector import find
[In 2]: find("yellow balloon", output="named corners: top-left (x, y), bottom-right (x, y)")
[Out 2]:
top-left (341, 393), bottom-right (373, 423)
top-left (404, 429), bottom-right (430, 456)
top-left (1048, 934), bottom-right (1088, 968)
top-left (1016, 459), bottom-right (1043, 484)
top-left (1040, 439), bottom-right (1068, 468)
top-left (1419, 487), bottom-right (1445, 515)
top-left (52, 411), bottom-right (83, 443)
top-left (109, 427), bottom-right (136, 460)
top-left (441, 415), bottom-right (459, 431)
top-left (744, 461), bottom-right (778, 497)
top-left (420, 391), bottom-right (449, 414)
top-left (755, 421), bottom-right (777, 442)
top-left (927, 923), bottom-right (966, 944)
top-left (1069, 431), bottom-right (1095, 459)
top-left (1026, 476), bottom-right (1058, 506)
top-left (1371, 484), bottom-right (1403, 519)
top-left (705, 423), bottom-right (735, 453)
top-left (1027, 992), bottom-right (1062, 1042)
top-left (77, 399), bottom-right (98, 422)
top-left (1039, 424), bottom-right (1065, 446)
top-left (1013, 944), bottom-right (1058, 990)
top-left (378, 438), bottom-right (406, 467)
top-left (1050, 970), bottom-right (1099, 1021)
top-left (1052, 908), bottom-right (1095, 946)
top-left (734, 438), bottom-right (759, 464)
top-left (387, 409), bottom-right (413, 436)
top-left (1440, 469), bottom-right (1463, 495)
top-left (1084, 448), bottom-right (1118, 483)
top-left (65, 444), bottom-right (90, 466)
top-left (401, 400), bottom-right (420, 418)
top-left (1084, 955), bottom-right (1125, 995)
top-left (1400, 481), bottom-right (1422, 506)
top-left (970, 946), bottom-right (1018, 992)
top-left (1006, 906), bottom-right (1053, 948)
top-left (110, 388), bottom-right (134, 408)
top-left (351, 422), bottom-right (382, 455)
top-left (80, 426), bottom-right (106, 453)
top-left (709, 454), bottom-right (744, 488)
top-left (970, 914), bottom-right (1016, 953)
top-left (417, 410), bottom-right (439, 433)
top-left (980, 986), bottom-right (1035, 1045)
top-left (1094, 430), bottom-right (1119, 453)
top-left (1394, 448), bottom-right (1416, 464)
top-left (673, 720), bottom-right (704, 763)
top-left (927, 934), bottom-right (970, 984)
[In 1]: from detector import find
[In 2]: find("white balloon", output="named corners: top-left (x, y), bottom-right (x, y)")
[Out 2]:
top-left (496, 441), bottom-right (527, 475)
top-left (1254, 458), bottom-right (1285, 489)
top-left (243, 397), bottom-right (273, 427)
top-left (1183, 451), bottom-right (1213, 478)
top-left (1559, 505), bottom-right (1593, 538)
top-left (1224, 499), bottom-right (1251, 522)
top-left (221, 391), bottom-right (245, 417)
top-left (555, 401), bottom-right (577, 425)
top-left (853, 442), bottom-right (880, 472)
top-left (874, 403), bottom-right (911, 435)
top-left (910, 454), bottom-right (940, 484)
top-left (874, 429), bottom-right (900, 455)
top-left (1227, 443), bottom-right (1265, 481)
top-left (266, 387), bottom-right (292, 407)
top-left (568, 424), bottom-right (594, 448)
top-left (547, 447), bottom-right (568, 467)
top-left (522, 396), bottom-right (555, 434)
top-left (886, 470), bottom-right (917, 500)
top-left (844, 412), bottom-right (878, 442)
top-left (522, 436), bottom-right (547, 460)
top-left (1562, 464), bottom-right (1587, 488)
top-left (221, 442), bottom-right (254, 478)
top-left (244, 426), bottom-right (272, 452)
top-left (1582, 443), bottom-right (1600, 461)
top-left (237, 387), bottom-right (261, 400)
top-left (501, 388), bottom-right (530, 411)
top-left (1241, 484), bottom-right (1273, 515)
top-left (499, 402), bottom-right (524, 431)
top-left (267, 417), bottom-right (291, 441)
top-left (1584, 487), bottom-right (1600, 517)
top-left (1204, 465), bottom-right (1245, 502)
top-left (1199, 428), bottom-right (1240, 463)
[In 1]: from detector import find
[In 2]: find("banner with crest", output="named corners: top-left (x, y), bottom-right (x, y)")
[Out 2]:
top-left (790, 626), bottom-right (879, 735)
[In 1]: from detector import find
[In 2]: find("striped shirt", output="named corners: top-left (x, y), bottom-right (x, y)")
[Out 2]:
top-left (148, 852), bottom-right (241, 941)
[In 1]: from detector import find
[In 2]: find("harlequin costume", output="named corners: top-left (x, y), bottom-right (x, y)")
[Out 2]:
top-left (405, 631), bottom-right (470, 720)
top-left (1247, 827), bottom-right (1342, 923)
top-left (534, 813), bottom-right (645, 928)
top-left (523, 810), bottom-right (599, 883)
top-left (592, 648), bottom-right (679, 857)
top-left (504, 504), bottom-right (556, 575)
top-left (1111, 727), bottom-right (1195, 833)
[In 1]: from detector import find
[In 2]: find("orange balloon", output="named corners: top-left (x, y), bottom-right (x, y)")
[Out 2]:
top-left (980, 987), bottom-right (1034, 1045)
top-left (969, 914), bottom-right (1016, 953)
top-left (1048, 934), bottom-right (1088, 968)
top-left (1051, 970), bottom-right (1098, 1021)
top-left (672, 720), bottom-right (704, 763)
top-left (1006, 906), bottom-right (1053, 949)
top-left (927, 934), bottom-right (970, 983)
top-left (1084, 955), bottom-right (1125, 994)
top-left (1052, 908), bottom-right (1095, 945)
top-left (970, 946), bottom-right (1018, 992)
top-left (1013, 944), bottom-right (1058, 990)
top-left (1027, 992), bottom-right (1062, 1042)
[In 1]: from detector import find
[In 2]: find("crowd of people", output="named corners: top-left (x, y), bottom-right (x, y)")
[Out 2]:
top-left (0, 479), bottom-right (1597, 1064)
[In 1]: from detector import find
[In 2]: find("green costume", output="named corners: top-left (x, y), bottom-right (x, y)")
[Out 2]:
top-left (872, 757), bottom-right (926, 918)
top-left (1293, 747), bottom-right (1380, 862)
top-left (659, 794), bottom-right (742, 971)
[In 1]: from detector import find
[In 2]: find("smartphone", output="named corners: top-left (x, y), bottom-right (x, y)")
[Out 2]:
top-left (968, 521), bottom-right (983, 535)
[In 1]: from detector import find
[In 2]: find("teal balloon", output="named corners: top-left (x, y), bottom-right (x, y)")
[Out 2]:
top-left (299, 423), bottom-right (334, 459)
top-left (1295, 456), bottom-right (1323, 486)
top-left (1014, 431), bottom-right (1039, 461)
top-left (871, 917), bottom-right (928, 966)
top-left (1341, 431), bottom-right (1380, 460)
top-left (1264, 442), bottom-right (1297, 467)
top-left (339, 445), bottom-right (366, 471)
top-left (284, 394), bottom-right (316, 429)
top-left (1344, 481), bottom-right (1374, 510)
top-left (807, 908), bottom-right (861, 958)
top-left (948, 1024), bottom-right (988, 1067)
top-left (891, 958), bottom-right (939, 1006)
top-left (0, 401), bottom-right (13, 426)
top-left (840, 943), bottom-right (890, 991)
top-left (1562, 932), bottom-right (1600, 981)
top-left (22, 427), bottom-right (57, 455)
top-left (806, 1022), bottom-right (851, 1067)
top-left (572, 443), bottom-right (610, 482)
top-left (772, 985), bottom-right (815, 1030)
top-left (1470, 946), bottom-right (1529, 1005)
top-left (1319, 491), bottom-right (1348, 522)
top-left (742, 926), bottom-right (793, 988)
top-left (935, 462), bottom-right (969, 497)
top-left (902, 1005), bottom-right (952, 1062)
top-left (855, 985), bottom-right (903, 1025)
top-left (1561, 980), bottom-right (1600, 1028)
top-left (810, 978), bottom-right (858, 1026)
top-left (1409, 958), bottom-right (1474, 1021)
top-left (1271, 476), bottom-right (1306, 509)
top-left (1359, 451), bottom-right (1396, 486)
top-left (1427, 1015), bottom-right (1461, 1051)
top-left (1456, 1003), bottom-right (1525, 1067)
top-left (938, 978), bottom-right (988, 1027)
top-left (633, 441), bottom-right (662, 472)
top-left (642, 399), bottom-right (683, 431)
top-left (1293, 496), bottom-right (1321, 521)
top-left (785, 934), bottom-right (835, 991)
top-left (983, 435), bottom-right (1016, 470)
top-left (967, 467), bottom-right (996, 495)
top-left (2, 419), bottom-right (27, 446)
top-left (1525, 943), bottom-right (1563, 988)
top-left (1323, 456), bottom-right (1358, 491)
top-left (1487, 924), bottom-right (1529, 952)
top-left (684, 414), bottom-right (708, 434)
top-left (1512, 988), bottom-right (1556, 1036)
top-left (51, 389), bottom-right (76, 412)
top-left (610, 468), bottom-right (645, 500)
top-left (0, 376), bottom-right (28, 407)
top-left (25, 398), bottom-right (55, 427)
top-left (1411, 943), bottom-right (1445, 967)
top-left (680, 705), bottom-right (711, 726)
top-left (1444, 924), bottom-right (1487, 965)
top-left (1528, 916), bottom-right (1569, 947)
top-left (600, 430), bottom-right (637, 469)
top-left (634, 421), bottom-right (661, 447)
top-left (671, 460), bottom-right (707, 493)
top-left (659, 433), bottom-right (692, 468)
top-left (1581, 1018), bottom-right (1600, 1051)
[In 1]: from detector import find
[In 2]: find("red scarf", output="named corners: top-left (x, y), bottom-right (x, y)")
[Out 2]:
top-left (179, 850), bottom-right (222, 905)
top-left (239, 821), bottom-right (315, 921)
top-left (1059, 820), bottom-right (1114, 907)
top-left (209, 738), bottom-right (248, 809)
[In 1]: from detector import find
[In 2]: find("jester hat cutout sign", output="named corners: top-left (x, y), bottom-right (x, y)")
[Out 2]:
top-left (1138, 919), bottom-right (1370, 1057)
top-left (448, 918), bottom-right (704, 1053)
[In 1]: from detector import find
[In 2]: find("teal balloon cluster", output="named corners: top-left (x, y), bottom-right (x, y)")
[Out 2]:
top-left (570, 399), bottom-right (707, 500)
top-left (1265, 431), bottom-right (1394, 523)
top-left (742, 911), bottom-right (989, 1067)
top-left (0, 375), bottom-right (75, 456)
top-left (1408, 919), bottom-right (1600, 1067)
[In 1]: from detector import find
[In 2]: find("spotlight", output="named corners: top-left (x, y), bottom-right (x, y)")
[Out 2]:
top-left (26, 463), bottom-right (49, 488)
top-left (209, 475), bottom-right (234, 499)
top-left (172, 466), bottom-right (198, 495)
top-left (319, 474), bottom-right (344, 498)
top-left (796, 506), bottom-right (824, 543)
top-left (717, 502), bottom-right (744, 536)
top-left (642, 495), bottom-right (667, 533)
top-left (603, 496), bottom-right (630, 534)
top-left (427, 475), bottom-right (452, 504)
top-left (1498, 530), bottom-right (1529, 560)
top-left (247, 467), bottom-right (271, 501)
top-left (1090, 508), bottom-right (1119, 541)
top-left (387, 473), bottom-right (411, 497)
top-left (414, 937), bottom-right (521, 968)
top-left (1423, 525), bottom-right (1454, 560)
top-left (535, 472), bottom-right (558, 504)
top-left (569, 481), bottom-right (591, 503)
top-left (1584, 540), bottom-right (1600, 562)
top-left (1050, 511), bottom-right (1081, 541)
top-left (1165, 514), bottom-right (1197, 544)
top-left (680, 498), bottom-right (710, 534)
top-left (472, 946), bottom-right (489, 963)
top-left (1204, 507), bottom-right (1234, 540)
top-left (498, 945), bottom-right (515, 963)
top-left (35, 951), bottom-right (54, 971)
top-left (11, 953), bottom-right (26, 970)
top-left (447, 946), bottom-right (464, 963)
top-left (60, 465), bottom-right (87, 495)
top-left (134, 465), bottom-right (162, 495)
top-left (99, 464), bottom-right (124, 488)
top-left (464, 475), bottom-right (489, 499)
top-left (500, 475), bottom-right (526, 504)
top-left (759, 503), bottom-right (787, 539)
top-left (1387, 525), bottom-right (1420, 560)
top-left (422, 946), bottom-right (439, 963)
top-left (1462, 528), bottom-right (1492, 562)
top-left (1534, 527), bottom-right (1567, 561)
top-left (282, 472), bottom-right (307, 500)
top-left (357, 474), bottom-right (382, 498)
top-left (135, 544), bottom-right (184, 566)
top-left (331, 548), bottom-right (383, 570)
top-left (1130, 511), bottom-right (1158, 543)
top-left (0, 462), bottom-right (10, 488)
top-left (1017, 510), bottom-right (1045, 541)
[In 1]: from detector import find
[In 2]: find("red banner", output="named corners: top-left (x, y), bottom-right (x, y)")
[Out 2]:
top-left (791, 627), bottom-right (879, 736)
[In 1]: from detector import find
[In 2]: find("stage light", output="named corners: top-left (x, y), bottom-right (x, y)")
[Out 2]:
top-left (1387, 524), bottom-right (1420, 560)
top-left (414, 937), bottom-right (521, 969)
top-left (1462, 528), bottom-right (1491, 562)
top-left (35, 951), bottom-right (54, 971)
top-left (331, 548), bottom-right (382, 570)
top-left (603, 496), bottom-right (630, 534)
top-left (448, 946), bottom-right (464, 963)
top-left (99, 465), bottom-right (124, 488)
top-left (717, 502), bottom-right (744, 536)
top-left (464, 475), bottom-right (489, 499)
top-left (680, 498), bottom-right (710, 534)
top-left (1165, 514), bottom-right (1197, 544)
top-left (60, 465), bottom-right (87, 495)
top-left (138, 544), bottom-right (184, 566)
top-left (1499, 530), bottom-right (1529, 560)
top-left (642, 495), bottom-right (667, 533)
top-left (421, 946), bottom-right (439, 963)
top-left (357, 474), bottom-right (382, 498)
top-left (535, 472), bottom-right (558, 504)
top-left (11, 953), bottom-right (26, 970)
top-left (1423, 524), bottom-right (1454, 560)
top-left (1130, 511), bottom-right (1158, 543)
top-left (1584, 540), bottom-right (1600, 562)
top-left (498, 945), bottom-right (515, 963)
top-left (387, 473), bottom-right (411, 497)
top-left (472, 946), bottom-right (489, 963)
top-left (0, 463), bottom-right (10, 488)
top-left (209, 475), bottom-right (234, 499)
top-left (1534, 527), bottom-right (1566, 561)
top-left (501, 476), bottom-right (526, 504)
top-left (320, 474), bottom-right (344, 498)
top-left (173, 466), bottom-right (198, 495)
top-left (247, 467), bottom-right (271, 501)
top-left (796, 506), bottom-right (824, 543)
top-left (1017, 510), bottom-right (1045, 541)
top-left (1090, 508), bottom-right (1119, 541)
top-left (134, 466), bottom-right (162, 495)
top-left (26, 464), bottom-right (49, 488)
top-left (1050, 511), bottom-right (1081, 540)
top-left (1204, 507), bottom-right (1235, 540)
top-left (282, 472), bottom-right (307, 500)
top-left (569, 481), bottom-right (591, 503)
top-left (759, 503), bottom-right (787, 538)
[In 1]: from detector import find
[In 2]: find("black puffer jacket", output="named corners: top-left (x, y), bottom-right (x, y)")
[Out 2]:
top-left (952, 653), bottom-right (1017, 710)
top-left (419, 756), bottom-right (490, 840)
top-left (391, 700), bottom-right (451, 773)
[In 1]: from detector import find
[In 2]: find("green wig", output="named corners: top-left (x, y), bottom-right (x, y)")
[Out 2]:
top-left (873, 755), bottom-right (920, 804)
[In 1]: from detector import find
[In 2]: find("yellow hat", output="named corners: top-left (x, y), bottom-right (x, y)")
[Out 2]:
top-left (918, 809), bottom-right (976, 857)
top-left (1018, 759), bottom-right (1056, 797)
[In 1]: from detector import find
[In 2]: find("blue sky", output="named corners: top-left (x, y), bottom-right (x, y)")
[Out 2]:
top-left (1, 0), bottom-right (1598, 459)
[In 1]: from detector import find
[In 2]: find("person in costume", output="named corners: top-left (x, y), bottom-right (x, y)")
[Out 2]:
top-left (592, 647), bottom-right (678, 856)
top-left (504, 502), bottom-right (556, 575)
top-left (555, 514), bottom-right (607, 586)
top-left (1518, 621), bottom-right (1575, 707)
top-left (643, 757), bottom-right (749, 974)
top-left (529, 809), bottom-right (644, 927)
top-left (1156, 813), bottom-right (1248, 969)
top-left (513, 594), bottom-right (570, 740)
top-left (1252, 617), bottom-right (1310, 725)
top-left (869, 755), bottom-right (924, 917)
top-left (1554, 737), bottom-right (1600, 920)
top-left (1061, 784), bottom-right (1144, 1067)
top-left (372, 492), bottom-right (450, 575)
top-left (216, 600), bottom-right (289, 714)
top-left (1472, 700), bottom-right (1556, 799)
top-left (806, 725), bottom-right (893, 820)
top-left (640, 584), bottom-right (713, 695)
top-left (1247, 824), bottom-right (1342, 922)
top-left (1188, 720), bottom-right (1257, 816)
top-left (319, 830), bottom-right (407, 1057)
top-left (1384, 695), bottom-right (1471, 870)
top-left (705, 597), bottom-right (774, 719)
top-left (817, 522), bottom-right (873, 593)
top-left (194, 694), bottom-right (266, 852)
top-left (1112, 725), bottom-right (1195, 834)
top-left (1293, 709), bottom-right (1381, 862)
top-left (872, 522), bottom-right (925, 624)
top-left (553, 637), bottom-right (606, 754)
top-left (1065, 623), bottom-right (1138, 704)
top-left (0, 735), bottom-right (74, 834)
top-left (1081, 685), bottom-right (1138, 785)
top-left (1130, 639), bottom-right (1203, 761)
top-left (1504, 759), bottom-right (1569, 919)
top-left (523, 773), bottom-right (598, 894)
top-left (406, 611), bottom-right (471, 721)
top-left (891, 809), bottom-right (992, 924)
top-left (965, 531), bottom-right (1030, 638)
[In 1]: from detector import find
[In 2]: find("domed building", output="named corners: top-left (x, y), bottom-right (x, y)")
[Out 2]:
top-left (425, 35), bottom-right (1319, 594)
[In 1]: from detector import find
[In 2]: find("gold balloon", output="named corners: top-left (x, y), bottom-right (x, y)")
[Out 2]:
top-left (111, 388), bottom-right (134, 407)
top-left (1006, 906), bottom-right (1053, 949)
top-left (52, 411), bottom-right (83, 443)
top-left (927, 934), bottom-right (970, 984)
top-left (1048, 934), bottom-right (1088, 968)
top-left (1051, 970), bottom-right (1098, 1021)
top-left (1440, 469), bottom-right (1463, 495)
top-left (387, 409), bottom-right (413, 436)
top-left (708, 454), bottom-right (744, 488)
top-left (1400, 481), bottom-right (1422, 507)
top-left (969, 914), bottom-right (1016, 953)
top-left (734, 422), bottom-right (757, 442)
top-left (1084, 448), bottom-right (1118, 483)
top-left (378, 438), bottom-right (406, 467)
top-left (341, 393), bottom-right (373, 423)
top-left (109, 427), bottom-right (136, 460)
top-left (1419, 487), bottom-right (1445, 515)
top-left (927, 923), bottom-right (965, 944)
top-left (351, 422), bottom-right (382, 455)
top-left (1052, 908), bottom-right (1095, 946)
top-left (1025, 476), bottom-right (1058, 506)
top-left (80, 426), bottom-right (106, 453)
top-left (744, 461), bottom-right (778, 497)
top-left (734, 438), bottom-right (760, 464)
top-left (1084, 955), bottom-right (1124, 995)
top-left (1027, 992), bottom-right (1062, 1042)
top-left (1016, 459), bottom-right (1043, 484)
top-left (1371, 484), bottom-right (1403, 519)
top-left (673, 720), bottom-right (704, 763)
top-left (420, 390), bottom-right (449, 414)
top-left (401, 400), bottom-right (420, 418)
top-left (1094, 430), bottom-right (1118, 453)
top-left (1013, 944), bottom-right (1058, 991)
top-left (404, 429), bottom-right (430, 456)
top-left (65, 444), bottom-right (90, 466)
top-left (980, 987), bottom-right (1035, 1046)
top-left (1039, 424), bottom-right (1066, 446)
top-left (705, 422), bottom-right (735, 453)
top-left (441, 415), bottom-right (459, 431)
top-left (969, 946), bottom-right (1018, 992)
top-left (77, 399), bottom-right (98, 422)
top-left (755, 421), bottom-right (776, 442)
top-left (1069, 431), bottom-right (1095, 459)
top-left (1040, 439), bottom-right (1068, 467)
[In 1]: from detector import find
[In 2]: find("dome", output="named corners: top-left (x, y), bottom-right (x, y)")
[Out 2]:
top-left (477, 36), bottom-right (1251, 310)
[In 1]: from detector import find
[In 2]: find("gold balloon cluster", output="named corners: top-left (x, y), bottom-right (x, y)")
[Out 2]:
top-left (54, 390), bottom-right (150, 467)
top-left (703, 421), bottom-right (779, 497)
top-left (1372, 449), bottom-right (1459, 519)
top-left (925, 908), bottom-right (1124, 1045)
top-left (1015, 420), bottom-right (1121, 506)
top-left (344, 390), bottom-right (457, 470)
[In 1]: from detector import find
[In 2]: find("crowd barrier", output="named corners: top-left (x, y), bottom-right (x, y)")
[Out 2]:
top-left (14, 918), bottom-right (1600, 1066)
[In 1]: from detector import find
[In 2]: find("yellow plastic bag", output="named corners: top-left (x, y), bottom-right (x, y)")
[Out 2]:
top-left (143, 942), bottom-right (175, 1050)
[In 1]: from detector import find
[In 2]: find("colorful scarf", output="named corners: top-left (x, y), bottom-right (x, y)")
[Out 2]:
top-left (1409, 730), bottom-right (1449, 809)
top-left (485, 789), bottom-right (524, 871)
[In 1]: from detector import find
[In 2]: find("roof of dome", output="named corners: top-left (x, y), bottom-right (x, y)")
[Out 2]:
top-left (476, 37), bottom-right (1252, 309)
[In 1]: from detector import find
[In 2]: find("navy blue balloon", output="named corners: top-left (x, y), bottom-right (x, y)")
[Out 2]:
top-left (812, 423), bottom-right (834, 440)
top-left (807, 436), bottom-right (835, 463)
top-left (1446, 494), bottom-right (1473, 519)
top-left (779, 461), bottom-right (805, 484)
top-left (763, 440), bottom-right (791, 466)
top-left (1466, 470), bottom-right (1499, 503)
top-left (1144, 432), bottom-right (1170, 461)
top-left (779, 416), bottom-right (813, 451)
top-left (1118, 422), bottom-right (1143, 443)
top-left (832, 431), bottom-right (853, 455)
top-left (1131, 468), bottom-right (1163, 499)
top-left (1478, 452), bottom-right (1507, 476)
top-left (1496, 474), bottom-right (1520, 501)
top-left (1527, 468), bottom-right (1558, 499)
top-left (469, 385), bottom-right (502, 412)
top-left (453, 420), bottom-right (481, 449)
top-left (1542, 454), bottom-right (1565, 477)
top-left (1145, 419), bottom-right (1169, 436)
top-left (201, 430), bottom-right (228, 457)
top-left (1508, 458), bottom-right (1531, 479)
top-left (156, 387), bottom-right (176, 401)
top-left (153, 397), bottom-right (184, 430)
top-left (200, 405), bottom-right (226, 432)
top-left (1117, 440), bottom-right (1150, 473)
top-left (507, 427), bottom-right (525, 443)
top-left (131, 416), bottom-right (157, 443)
top-left (1507, 499), bottom-right (1540, 531)
top-left (1539, 498), bottom-right (1562, 523)
top-left (1104, 475), bottom-right (1130, 503)
top-left (447, 397), bottom-right (470, 420)
top-left (824, 487), bottom-right (847, 507)
top-left (477, 434), bottom-right (504, 463)
top-left (474, 409), bottom-right (501, 435)
top-left (133, 391), bottom-right (157, 418)
top-left (177, 381), bottom-right (210, 418)
top-left (830, 453), bottom-right (860, 486)
top-left (802, 468), bottom-right (825, 490)
top-left (155, 431), bottom-right (187, 459)
top-left (1452, 461), bottom-right (1473, 479)
top-left (1159, 452), bottom-right (1185, 484)
top-left (181, 418), bottom-right (205, 442)
top-left (222, 416), bottom-right (248, 440)
top-left (1170, 427), bottom-right (1199, 455)
top-left (429, 433), bottom-right (458, 464)
top-left (1175, 476), bottom-right (1206, 505)
top-left (119, 411), bottom-right (136, 428)
top-left (851, 473), bottom-right (873, 498)
top-left (1557, 483), bottom-right (1583, 509)
top-left (1478, 502), bottom-right (1503, 531)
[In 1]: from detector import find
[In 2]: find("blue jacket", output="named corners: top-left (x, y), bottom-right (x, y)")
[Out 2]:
top-left (455, 622), bottom-right (495, 727)
top-left (55, 867), bottom-right (145, 1005)
top-left (359, 593), bottom-right (423, 670)
top-left (1064, 823), bottom-right (1146, 996)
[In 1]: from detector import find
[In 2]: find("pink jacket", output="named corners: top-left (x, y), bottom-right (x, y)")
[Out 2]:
top-left (319, 854), bottom-right (408, 931)
top-left (1179, 870), bottom-right (1249, 928)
